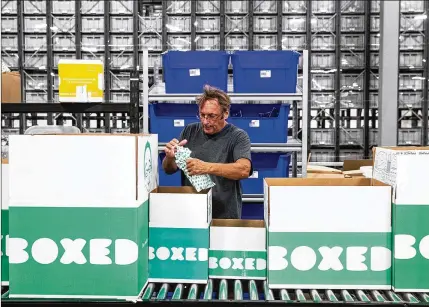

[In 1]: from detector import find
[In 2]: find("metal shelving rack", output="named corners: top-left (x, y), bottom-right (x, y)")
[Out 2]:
top-left (397, 0), bottom-right (429, 146)
top-left (2, 0), bottom-right (428, 157)
top-left (140, 49), bottom-right (309, 196)
top-left (1, 0), bottom-right (137, 135)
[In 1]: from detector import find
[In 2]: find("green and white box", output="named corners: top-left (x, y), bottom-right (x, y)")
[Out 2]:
top-left (209, 219), bottom-right (266, 280)
top-left (373, 147), bottom-right (429, 292)
top-left (1, 158), bottom-right (9, 285)
top-left (8, 134), bottom-right (158, 299)
top-left (264, 178), bottom-right (392, 290)
top-left (149, 186), bottom-right (212, 284)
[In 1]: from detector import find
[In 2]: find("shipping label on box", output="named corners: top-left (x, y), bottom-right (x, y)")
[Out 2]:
top-left (373, 147), bottom-right (429, 292)
top-left (1, 159), bottom-right (9, 285)
top-left (209, 219), bottom-right (266, 280)
top-left (7, 134), bottom-right (158, 299)
top-left (149, 187), bottom-right (212, 284)
top-left (373, 147), bottom-right (429, 190)
top-left (58, 59), bottom-right (104, 102)
top-left (264, 178), bottom-right (392, 290)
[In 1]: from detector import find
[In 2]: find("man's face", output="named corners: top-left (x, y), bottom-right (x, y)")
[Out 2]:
top-left (199, 99), bottom-right (228, 135)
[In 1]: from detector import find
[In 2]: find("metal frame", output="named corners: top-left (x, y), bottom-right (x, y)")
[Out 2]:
top-left (379, 1), bottom-right (400, 146)
top-left (2, 282), bottom-right (429, 306)
top-left (363, 0), bottom-right (371, 157)
top-left (2, 301), bottom-right (429, 307)
top-left (3, 301), bottom-right (428, 307)
top-left (423, 0), bottom-right (429, 146)
top-left (141, 49), bottom-right (310, 185)
top-left (4, 0), bottom-right (427, 156)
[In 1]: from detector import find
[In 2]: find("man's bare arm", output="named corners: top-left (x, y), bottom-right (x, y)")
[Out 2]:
top-left (162, 156), bottom-right (178, 174)
top-left (205, 158), bottom-right (251, 180)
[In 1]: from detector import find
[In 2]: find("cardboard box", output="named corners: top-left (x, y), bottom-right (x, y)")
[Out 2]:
top-left (7, 134), bottom-right (158, 299)
top-left (58, 60), bottom-right (104, 102)
top-left (209, 219), bottom-right (266, 280)
top-left (307, 160), bottom-right (373, 179)
top-left (148, 186), bottom-right (212, 284)
top-left (1, 158), bottom-right (9, 286)
top-left (264, 177), bottom-right (392, 290)
top-left (1, 72), bottom-right (22, 103)
top-left (373, 146), bottom-right (429, 292)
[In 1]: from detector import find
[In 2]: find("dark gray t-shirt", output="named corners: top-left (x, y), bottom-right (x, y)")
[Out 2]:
top-left (178, 122), bottom-right (253, 219)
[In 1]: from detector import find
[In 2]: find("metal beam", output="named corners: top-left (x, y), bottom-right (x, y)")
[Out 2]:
top-left (104, 1), bottom-right (111, 133)
top-left (334, 0), bottom-right (341, 161)
top-left (363, 0), bottom-right (371, 157)
top-left (16, 0), bottom-right (26, 134)
top-left (423, 0), bottom-right (429, 146)
top-left (46, 0), bottom-right (54, 125)
top-left (75, 0), bottom-right (83, 130)
top-left (378, 1), bottom-right (400, 146)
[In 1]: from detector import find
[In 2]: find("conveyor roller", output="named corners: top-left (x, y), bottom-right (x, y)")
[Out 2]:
top-left (2, 281), bottom-right (429, 305)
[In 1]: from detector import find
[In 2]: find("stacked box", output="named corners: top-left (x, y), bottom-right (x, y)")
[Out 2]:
top-left (373, 147), bottom-right (429, 292)
top-left (148, 186), bottom-right (212, 284)
top-left (58, 59), bottom-right (104, 102)
top-left (8, 134), bottom-right (158, 299)
top-left (1, 158), bottom-right (9, 285)
top-left (209, 219), bottom-right (266, 280)
top-left (264, 178), bottom-right (392, 289)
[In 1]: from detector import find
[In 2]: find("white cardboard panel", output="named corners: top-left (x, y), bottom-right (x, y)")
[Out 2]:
top-left (396, 155), bottom-right (429, 205)
top-left (9, 135), bottom-right (139, 207)
top-left (2, 163), bottom-right (9, 210)
top-left (268, 186), bottom-right (391, 233)
top-left (210, 227), bottom-right (266, 251)
top-left (149, 192), bottom-right (210, 228)
top-left (138, 135), bottom-right (158, 201)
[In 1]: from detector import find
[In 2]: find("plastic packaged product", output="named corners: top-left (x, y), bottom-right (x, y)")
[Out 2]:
top-left (175, 146), bottom-right (215, 192)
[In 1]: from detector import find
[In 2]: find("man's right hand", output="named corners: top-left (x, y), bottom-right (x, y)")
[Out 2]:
top-left (164, 138), bottom-right (188, 159)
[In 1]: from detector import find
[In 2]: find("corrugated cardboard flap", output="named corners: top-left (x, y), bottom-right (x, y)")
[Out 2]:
top-left (264, 177), bottom-right (390, 224)
top-left (211, 219), bottom-right (264, 228)
top-left (151, 186), bottom-right (210, 195)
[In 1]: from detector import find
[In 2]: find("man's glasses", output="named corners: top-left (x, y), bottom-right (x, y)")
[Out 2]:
top-left (197, 113), bottom-right (222, 121)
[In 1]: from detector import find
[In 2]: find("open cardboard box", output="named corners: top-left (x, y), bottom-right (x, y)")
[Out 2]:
top-left (148, 186), bottom-right (212, 284)
top-left (209, 219), bottom-right (266, 280)
top-left (1, 72), bottom-right (22, 103)
top-left (372, 146), bottom-right (429, 292)
top-left (264, 177), bottom-right (392, 290)
top-left (307, 160), bottom-right (373, 179)
top-left (7, 134), bottom-right (158, 299)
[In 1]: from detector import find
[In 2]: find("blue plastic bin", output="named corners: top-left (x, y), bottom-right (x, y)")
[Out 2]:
top-left (241, 203), bottom-right (264, 220)
top-left (149, 103), bottom-right (200, 143)
top-left (163, 51), bottom-right (230, 93)
top-left (228, 103), bottom-right (290, 143)
top-left (241, 153), bottom-right (291, 195)
top-left (231, 50), bottom-right (300, 93)
top-left (158, 153), bottom-right (182, 187)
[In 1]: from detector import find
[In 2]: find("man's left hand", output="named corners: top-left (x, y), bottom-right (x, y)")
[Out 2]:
top-left (186, 158), bottom-right (209, 176)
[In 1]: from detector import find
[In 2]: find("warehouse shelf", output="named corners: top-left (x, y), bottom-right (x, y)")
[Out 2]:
top-left (158, 142), bottom-right (302, 153)
top-left (1, 103), bottom-right (133, 113)
top-left (147, 83), bottom-right (303, 102)
top-left (143, 49), bottom-right (310, 177)
top-left (2, 0), bottom-right (428, 159)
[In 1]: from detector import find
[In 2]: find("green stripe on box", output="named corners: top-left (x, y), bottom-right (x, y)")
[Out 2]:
top-left (148, 227), bottom-right (209, 281)
top-left (393, 204), bottom-right (429, 291)
top-left (268, 232), bottom-right (392, 287)
top-left (209, 250), bottom-right (266, 278)
top-left (1, 209), bottom-right (9, 284)
top-left (8, 203), bottom-right (148, 298)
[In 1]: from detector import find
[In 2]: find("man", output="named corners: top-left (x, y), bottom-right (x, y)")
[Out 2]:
top-left (162, 85), bottom-right (253, 219)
